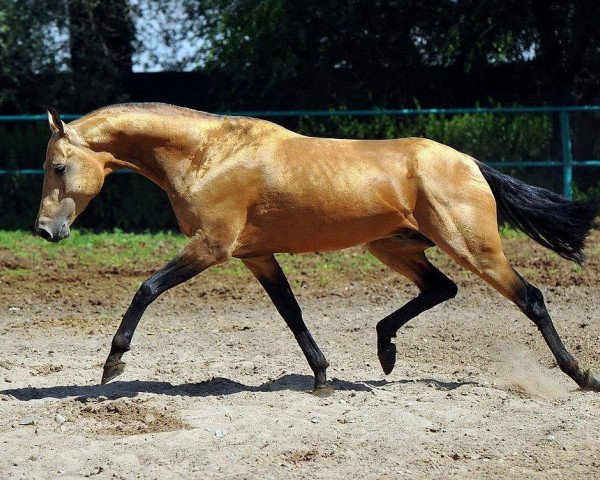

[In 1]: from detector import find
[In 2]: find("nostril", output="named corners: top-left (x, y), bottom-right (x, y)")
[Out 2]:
top-left (58, 222), bottom-right (70, 239)
top-left (37, 226), bottom-right (54, 242)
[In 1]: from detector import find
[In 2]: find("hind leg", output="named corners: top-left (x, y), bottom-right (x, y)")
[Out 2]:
top-left (418, 194), bottom-right (600, 391)
top-left (517, 274), bottom-right (600, 390)
top-left (367, 235), bottom-right (457, 375)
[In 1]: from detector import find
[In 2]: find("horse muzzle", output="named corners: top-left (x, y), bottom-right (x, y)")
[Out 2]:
top-left (36, 219), bottom-right (70, 243)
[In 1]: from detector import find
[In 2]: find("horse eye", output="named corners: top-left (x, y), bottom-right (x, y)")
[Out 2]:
top-left (54, 164), bottom-right (66, 176)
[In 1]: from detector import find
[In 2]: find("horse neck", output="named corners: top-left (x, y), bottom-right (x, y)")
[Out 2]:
top-left (76, 109), bottom-right (219, 190)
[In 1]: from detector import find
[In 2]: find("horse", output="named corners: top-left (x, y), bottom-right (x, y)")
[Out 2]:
top-left (35, 103), bottom-right (600, 393)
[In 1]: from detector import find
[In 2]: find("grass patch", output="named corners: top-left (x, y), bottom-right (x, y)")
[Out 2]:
top-left (0, 229), bottom-right (188, 271)
top-left (499, 225), bottom-right (527, 239)
top-left (0, 230), bottom-right (384, 275)
top-left (2, 267), bottom-right (32, 277)
top-left (1, 228), bottom-right (595, 283)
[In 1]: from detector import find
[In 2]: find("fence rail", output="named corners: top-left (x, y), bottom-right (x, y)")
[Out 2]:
top-left (2, 105), bottom-right (600, 199)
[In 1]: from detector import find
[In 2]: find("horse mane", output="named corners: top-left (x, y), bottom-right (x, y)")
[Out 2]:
top-left (73, 102), bottom-right (224, 124)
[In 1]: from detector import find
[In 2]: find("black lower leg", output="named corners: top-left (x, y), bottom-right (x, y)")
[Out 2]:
top-left (520, 279), bottom-right (600, 391)
top-left (101, 287), bottom-right (153, 384)
top-left (101, 256), bottom-right (202, 384)
top-left (294, 330), bottom-right (329, 389)
top-left (377, 269), bottom-right (457, 375)
top-left (248, 258), bottom-right (329, 390)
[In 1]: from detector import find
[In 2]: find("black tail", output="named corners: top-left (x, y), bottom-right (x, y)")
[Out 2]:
top-left (477, 162), bottom-right (600, 264)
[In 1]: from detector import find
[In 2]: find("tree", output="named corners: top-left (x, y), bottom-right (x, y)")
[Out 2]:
top-left (0, 0), bottom-right (136, 112)
top-left (0, 1), bottom-right (68, 112)
top-left (67, 0), bottom-right (136, 110)
top-left (531, 0), bottom-right (600, 105)
top-left (182, 0), bottom-right (600, 109)
top-left (182, 0), bottom-right (430, 109)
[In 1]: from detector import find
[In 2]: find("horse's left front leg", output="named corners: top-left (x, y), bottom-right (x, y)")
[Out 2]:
top-left (101, 232), bottom-right (230, 384)
top-left (242, 255), bottom-right (330, 393)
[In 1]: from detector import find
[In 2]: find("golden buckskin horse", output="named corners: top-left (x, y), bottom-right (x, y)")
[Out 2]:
top-left (35, 103), bottom-right (600, 392)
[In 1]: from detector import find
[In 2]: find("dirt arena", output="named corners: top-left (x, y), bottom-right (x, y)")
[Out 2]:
top-left (1, 232), bottom-right (600, 479)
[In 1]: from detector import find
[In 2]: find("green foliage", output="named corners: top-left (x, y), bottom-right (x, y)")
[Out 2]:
top-left (0, 123), bottom-right (49, 169)
top-left (2, 0), bottom-right (600, 112)
top-left (0, 1), bottom-right (68, 112)
top-left (298, 111), bottom-right (553, 161)
top-left (0, 174), bottom-right (44, 229)
top-left (183, 0), bottom-right (600, 109)
top-left (82, 174), bottom-right (178, 230)
top-left (0, 120), bottom-right (180, 230)
top-left (573, 180), bottom-right (600, 202)
top-left (68, 0), bottom-right (135, 110)
top-left (0, 0), bottom-right (134, 112)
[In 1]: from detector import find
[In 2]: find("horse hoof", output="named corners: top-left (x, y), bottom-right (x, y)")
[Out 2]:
top-left (311, 383), bottom-right (335, 398)
top-left (101, 359), bottom-right (126, 385)
top-left (583, 370), bottom-right (600, 392)
top-left (378, 342), bottom-right (397, 375)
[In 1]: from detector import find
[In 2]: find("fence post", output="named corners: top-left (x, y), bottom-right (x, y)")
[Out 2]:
top-left (559, 109), bottom-right (573, 199)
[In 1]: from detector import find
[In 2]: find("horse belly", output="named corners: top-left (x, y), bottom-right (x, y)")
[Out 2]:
top-left (246, 214), bottom-right (409, 255)
top-left (234, 188), bottom-right (415, 256)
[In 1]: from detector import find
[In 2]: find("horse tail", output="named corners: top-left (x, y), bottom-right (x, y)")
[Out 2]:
top-left (477, 161), bottom-right (600, 265)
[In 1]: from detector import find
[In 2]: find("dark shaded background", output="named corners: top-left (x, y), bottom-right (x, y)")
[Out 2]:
top-left (1, 0), bottom-right (599, 230)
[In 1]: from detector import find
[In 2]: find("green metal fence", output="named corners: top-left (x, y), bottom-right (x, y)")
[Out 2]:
top-left (1, 105), bottom-right (600, 199)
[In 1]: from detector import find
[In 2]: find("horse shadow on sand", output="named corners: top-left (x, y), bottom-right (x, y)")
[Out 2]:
top-left (0, 375), bottom-right (477, 402)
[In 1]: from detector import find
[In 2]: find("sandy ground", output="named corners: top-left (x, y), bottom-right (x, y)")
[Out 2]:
top-left (1, 236), bottom-right (600, 479)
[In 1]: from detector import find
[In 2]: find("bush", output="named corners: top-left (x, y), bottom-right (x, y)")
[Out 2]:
top-left (0, 122), bottom-right (179, 231)
top-left (0, 174), bottom-right (44, 230)
top-left (0, 122), bottom-right (49, 169)
top-left (297, 111), bottom-right (553, 161)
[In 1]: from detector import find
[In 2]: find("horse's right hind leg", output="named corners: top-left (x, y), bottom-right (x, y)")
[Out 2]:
top-left (449, 253), bottom-right (600, 390)
top-left (418, 193), bottom-right (600, 391)
top-left (517, 274), bottom-right (600, 390)
top-left (367, 236), bottom-right (458, 375)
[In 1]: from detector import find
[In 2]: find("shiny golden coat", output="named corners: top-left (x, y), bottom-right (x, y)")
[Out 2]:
top-left (35, 103), bottom-right (600, 391)
top-left (38, 103), bottom-right (507, 291)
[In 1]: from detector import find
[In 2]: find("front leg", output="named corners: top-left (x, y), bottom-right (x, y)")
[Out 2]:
top-left (101, 232), bottom-right (230, 384)
top-left (242, 255), bottom-right (330, 392)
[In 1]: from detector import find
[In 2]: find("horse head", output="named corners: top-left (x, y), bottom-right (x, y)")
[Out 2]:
top-left (35, 108), bottom-right (106, 242)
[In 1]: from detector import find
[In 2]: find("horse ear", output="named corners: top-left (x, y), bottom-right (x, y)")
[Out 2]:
top-left (46, 107), bottom-right (65, 135)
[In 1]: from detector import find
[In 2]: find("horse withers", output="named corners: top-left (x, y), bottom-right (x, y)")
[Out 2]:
top-left (35, 103), bottom-right (600, 392)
